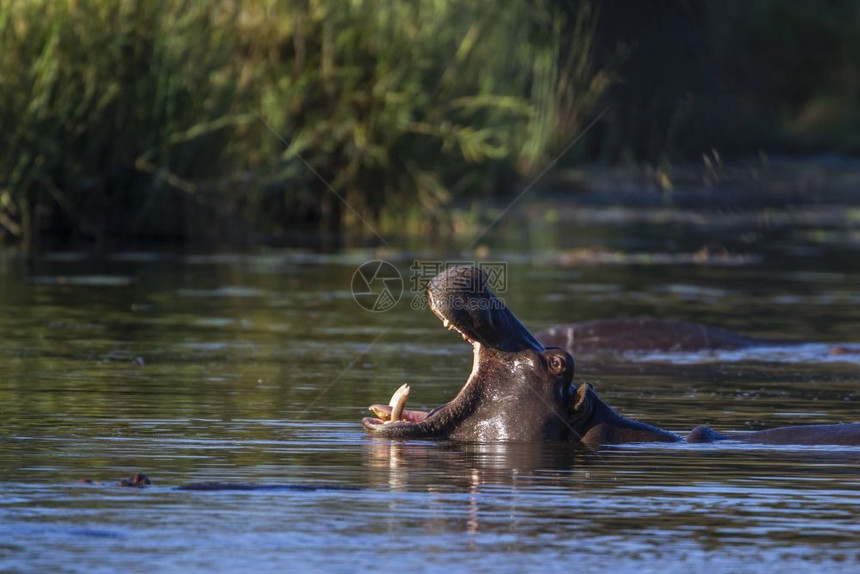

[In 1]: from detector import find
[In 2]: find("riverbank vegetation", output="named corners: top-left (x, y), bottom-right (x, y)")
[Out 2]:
top-left (1, 0), bottom-right (858, 247)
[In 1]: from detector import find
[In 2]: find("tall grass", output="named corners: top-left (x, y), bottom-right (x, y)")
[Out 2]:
top-left (0, 1), bottom-right (255, 243)
top-left (4, 1), bottom-right (860, 247)
top-left (0, 0), bottom-right (610, 246)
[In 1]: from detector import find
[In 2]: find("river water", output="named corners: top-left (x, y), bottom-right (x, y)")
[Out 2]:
top-left (2, 184), bottom-right (860, 572)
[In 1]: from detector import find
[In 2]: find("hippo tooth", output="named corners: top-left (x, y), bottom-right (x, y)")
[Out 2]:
top-left (369, 405), bottom-right (389, 420)
top-left (385, 383), bottom-right (410, 424)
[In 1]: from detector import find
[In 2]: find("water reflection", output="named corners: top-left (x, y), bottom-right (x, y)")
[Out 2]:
top-left (356, 436), bottom-right (860, 570)
top-left (365, 440), bottom-right (596, 490)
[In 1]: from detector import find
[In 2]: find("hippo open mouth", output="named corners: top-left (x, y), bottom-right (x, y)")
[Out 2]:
top-left (362, 266), bottom-right (575, 441)
top-left (363, 267), bottom-right (860, 446)
top-left (423, 266), bottom-right (545, 353)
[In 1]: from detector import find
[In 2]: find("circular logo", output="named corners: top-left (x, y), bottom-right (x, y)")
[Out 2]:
top-left (351, 260), bottom-right (403, 312)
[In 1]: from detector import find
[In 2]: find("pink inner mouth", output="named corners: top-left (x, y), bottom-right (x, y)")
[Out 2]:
top-left (367, 404), bottom-right (430, 424)
top-left (364, 288), bottom-right (481, 429)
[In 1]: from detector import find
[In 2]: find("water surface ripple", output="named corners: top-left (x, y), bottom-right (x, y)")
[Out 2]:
top-left (2, 209), bottom-right (860, 572)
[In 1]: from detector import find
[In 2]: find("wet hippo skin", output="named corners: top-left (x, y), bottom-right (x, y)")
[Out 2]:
top-left (362, 266), bottom-right (860, 447)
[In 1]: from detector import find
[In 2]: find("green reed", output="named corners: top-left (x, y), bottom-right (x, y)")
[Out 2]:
top-left (0, 0), bottom-right (609, 246)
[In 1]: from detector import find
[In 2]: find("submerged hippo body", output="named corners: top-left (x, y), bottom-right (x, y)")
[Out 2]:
top-left (362, 266), bottom-right (860, 447)
top-left (77, 473), bottom-right (356, 491)
top-left (535, 318), bottom-right (770, 354)
top-left (537, 318), bottom-right (860, 363)
top-left (572, 382), bottom-right (860, 447)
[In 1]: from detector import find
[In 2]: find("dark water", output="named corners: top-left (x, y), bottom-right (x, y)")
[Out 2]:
top-left (2, 191), bottom-right (860, 572)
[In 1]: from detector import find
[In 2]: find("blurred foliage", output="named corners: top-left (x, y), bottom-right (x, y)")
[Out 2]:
top-left (0, 0), bottom-right (608, 245)
top-left (0, 0), bottom-right (858, 247)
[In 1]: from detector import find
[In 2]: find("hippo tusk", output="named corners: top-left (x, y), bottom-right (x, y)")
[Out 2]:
top-left (385, 383), bottom-right (410, 424)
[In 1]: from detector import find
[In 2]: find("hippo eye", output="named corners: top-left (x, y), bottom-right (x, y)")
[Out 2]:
top-left (541, 348), bottom-right (573, 378)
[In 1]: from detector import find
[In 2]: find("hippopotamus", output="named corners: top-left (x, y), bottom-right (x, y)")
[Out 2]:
top-left (536, 318), bottom-right (860, 357)
top-left (77, 473), bottom-right (356, 491)
top-left (78, 473), bottom-right (152, 487)
top-left (535, 318), bottom-right (773, 354)
top-left (362, 266), bottom-right (860, 447)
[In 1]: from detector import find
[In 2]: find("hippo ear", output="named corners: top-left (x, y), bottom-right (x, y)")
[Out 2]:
top-left (573, 383), bottom-right (594, 412)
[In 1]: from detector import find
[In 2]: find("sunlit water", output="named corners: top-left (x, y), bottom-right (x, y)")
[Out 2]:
top-left (2, 191), bottom-right (860, 572)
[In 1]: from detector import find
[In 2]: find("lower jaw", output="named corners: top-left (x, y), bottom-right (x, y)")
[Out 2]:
top-left (365, 305), bottom-right (484, 429)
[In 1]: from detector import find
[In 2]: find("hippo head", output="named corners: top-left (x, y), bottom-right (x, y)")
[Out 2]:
top-left (362, 266), bottom-right (576, 441)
